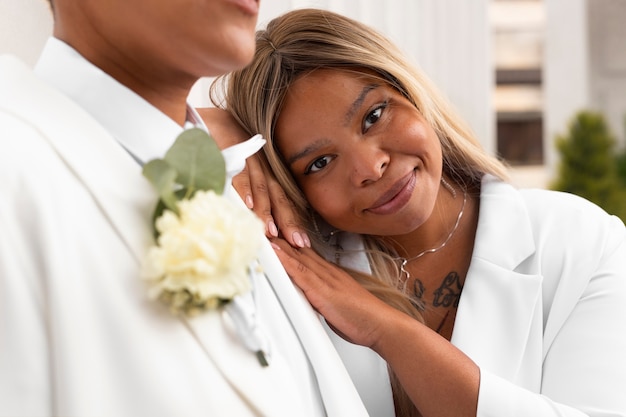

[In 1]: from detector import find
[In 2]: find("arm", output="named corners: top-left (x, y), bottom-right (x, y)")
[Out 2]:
top-left (197, 108), bottom-right (310, 248)
top-left (270, 239), bottom-right (479, 417)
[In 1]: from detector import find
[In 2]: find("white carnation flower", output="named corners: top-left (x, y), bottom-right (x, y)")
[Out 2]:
top-left (142, 190), bottom-right (264, 314)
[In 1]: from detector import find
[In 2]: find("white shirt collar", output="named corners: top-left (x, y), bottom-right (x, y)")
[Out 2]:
top-left (34, 37), bottom-right (199, 164)
top-left (33, 37), bottom-right (265, 189)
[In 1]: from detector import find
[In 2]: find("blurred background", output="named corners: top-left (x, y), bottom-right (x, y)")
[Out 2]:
top-left (2, 0), bottom-right (625, 216)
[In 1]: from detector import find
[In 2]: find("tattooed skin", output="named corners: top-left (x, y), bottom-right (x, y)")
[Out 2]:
top-left (412, 279), bottom-right (426, 312)
top-left (433, 272), bottom-right (463, 308)
top-left (412, 272), bottom-right (464, 308)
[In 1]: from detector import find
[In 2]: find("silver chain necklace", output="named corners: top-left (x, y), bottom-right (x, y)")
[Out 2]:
top-left (398, 182), bottom-right (467, 284)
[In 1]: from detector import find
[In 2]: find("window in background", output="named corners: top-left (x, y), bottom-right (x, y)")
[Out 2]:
top-left (491, 0), bottom-right (545, 166)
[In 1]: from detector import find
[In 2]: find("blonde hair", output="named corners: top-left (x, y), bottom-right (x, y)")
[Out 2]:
top-left (211, 8), bottom-right (508, 416)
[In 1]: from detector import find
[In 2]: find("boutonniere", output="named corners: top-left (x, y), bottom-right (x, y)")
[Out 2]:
top-left (140, 127), bottom-right (264, 315)
top-left (141, 128), bottom-right (271, 366)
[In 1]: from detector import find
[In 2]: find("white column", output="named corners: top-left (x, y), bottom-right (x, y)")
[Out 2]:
top-left (416, 0), bottom-right (494, 154)
top-left (544, 0), bottom-right (591, 176)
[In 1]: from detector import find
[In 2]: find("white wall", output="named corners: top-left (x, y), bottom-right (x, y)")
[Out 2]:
top-left (1, 0), bottom-right (494, 155)
top-left (0, 0), bottom-right (53, 67)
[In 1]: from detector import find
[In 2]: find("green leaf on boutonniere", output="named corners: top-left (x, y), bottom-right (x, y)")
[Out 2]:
top-left (163, 128), bottom-right (226, 196)
top-left (142, 159), bottom-right (180, 214)
top-left (142, 127), bottom-right (227, 238)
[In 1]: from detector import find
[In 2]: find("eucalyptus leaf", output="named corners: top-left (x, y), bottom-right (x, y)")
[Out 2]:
top-left (164, 128), bottom-right (226, 195)
top-left (150, 188), bottom-right (188, 238)
top-left (142, 159), bottom-right (179, 214)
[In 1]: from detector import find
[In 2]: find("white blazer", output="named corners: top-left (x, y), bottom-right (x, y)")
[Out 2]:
top-left (322, 175), bottom-right (626, 416)
top-left (454, 177), bottom-right (626, 416)
top-left (0, 55), bottom-right (368, 417)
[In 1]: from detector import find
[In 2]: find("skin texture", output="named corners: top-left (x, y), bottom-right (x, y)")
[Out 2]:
top-left (53, 0), bottom-right (259, 125)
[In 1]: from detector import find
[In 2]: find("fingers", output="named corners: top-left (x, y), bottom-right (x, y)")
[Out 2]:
top-left (266, 175), bottom-right (311, 248)
top-left (270, 238), bottom-right (386, 347)
top-left (270, 239), bottom-right (334, 303)
top-left (236, 154), bottom-right (310, 248)
top-left (239, 154), bottom-right (279, 236)
top-left (231, 156), bottom-right (259, 210)
top-left (270, 239), bottom-right (356, 295)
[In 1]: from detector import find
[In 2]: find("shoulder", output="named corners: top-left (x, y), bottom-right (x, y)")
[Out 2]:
top-left (0, 58), bottom-right (86, 198)
top-left (518, 187), bottom-right (625, 250)
top-left (479, 176), bottom-right (625, 273)
top-left (481, 176), bottom-right (624, 244)
top-left (0, 78), bottom-right (64, 182)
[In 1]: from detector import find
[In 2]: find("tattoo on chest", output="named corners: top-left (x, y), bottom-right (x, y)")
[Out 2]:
top-left (411, 279), bottom-right (426, 312)
top-left (413, 271), bottom-right (463, 308)
top-left (433, 272), bottom-right (463, 307)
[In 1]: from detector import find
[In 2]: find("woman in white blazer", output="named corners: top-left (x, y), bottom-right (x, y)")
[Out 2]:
top-left (212, 8), bottom-right (626, 417)
top-left (0, 2), bottom-right (371, 417)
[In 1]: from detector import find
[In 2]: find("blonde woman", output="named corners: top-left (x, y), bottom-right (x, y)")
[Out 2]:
top-left (205, 8), bottom-right (626, 417)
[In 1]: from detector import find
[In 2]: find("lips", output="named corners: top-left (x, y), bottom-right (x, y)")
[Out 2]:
top-left (366, 170), bottom-right (416, 215)
top-left (229, 0), bottom-right (259, 15)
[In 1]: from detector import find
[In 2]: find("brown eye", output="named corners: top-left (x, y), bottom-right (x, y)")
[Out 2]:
top-left (305, 155), bottom-right (335, 174)
top-left (363, 102), bottom-right (387, 131)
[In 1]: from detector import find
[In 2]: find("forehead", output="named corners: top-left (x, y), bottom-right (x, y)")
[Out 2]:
top-left (288, 69), bottom-right (381, 98)
top-left (274, 70), bottom-right (390, 158)
top-left (279, 69), bottom-right (382, 123)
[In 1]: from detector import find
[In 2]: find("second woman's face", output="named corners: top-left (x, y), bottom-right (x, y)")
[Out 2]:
top-left (275, 69), bottom-right (443, 236)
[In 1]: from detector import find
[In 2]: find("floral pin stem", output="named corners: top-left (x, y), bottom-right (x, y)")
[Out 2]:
top-left (141, 128), bottom-right (269, 366)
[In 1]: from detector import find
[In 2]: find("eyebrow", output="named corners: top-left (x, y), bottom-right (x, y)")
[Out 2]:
top-left (344, 83), bottom-right (380, 126)
top-left (285, 83), bottom-right (380, 166)
top-left (286, 139), bottom-right (331, 166)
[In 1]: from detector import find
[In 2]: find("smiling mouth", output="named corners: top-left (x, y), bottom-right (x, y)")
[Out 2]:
top-left (366, 170), bottom-right (416, 215)
top-left (231, 0), bottom-right (259, 15)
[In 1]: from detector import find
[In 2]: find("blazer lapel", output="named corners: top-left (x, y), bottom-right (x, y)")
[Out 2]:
top-left (256, 239), bottom-right (370, 417)
top-left (452, 177), bottom-right (543, 384)
top-left (0, 55), bottom-right (154, 263)
top-left (183, 307), bottom-right (305, 417)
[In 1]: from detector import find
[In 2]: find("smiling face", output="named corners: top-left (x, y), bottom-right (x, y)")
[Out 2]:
top-left (275, 69), bottom-right (443, 236)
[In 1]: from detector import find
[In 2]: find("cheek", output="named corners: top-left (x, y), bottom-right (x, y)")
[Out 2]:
top-left (301, 183), bottom-right (347, 222)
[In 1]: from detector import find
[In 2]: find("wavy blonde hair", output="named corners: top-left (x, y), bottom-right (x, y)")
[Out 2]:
top-left (211, 8), bottom-right (508, 416)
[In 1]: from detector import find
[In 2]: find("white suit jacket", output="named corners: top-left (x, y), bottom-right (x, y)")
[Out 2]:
top-left (0, 55), bottom-right (368, 417)
top-left (325, 176), bottom-right (626, 417)
top-left (454, 177), bottom-right (626, 416)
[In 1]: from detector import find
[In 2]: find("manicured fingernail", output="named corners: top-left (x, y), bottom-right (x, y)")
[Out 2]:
top-left (302, 233), bottom-right (311, 248)
top-left (270, 242), bottom-right (281, 251)
top-left (245, 194), bottom-right (254, 209)
top-left (293, 232), bottom-right (305, 248)
top-left (268, 220), bottom-right (279, 237)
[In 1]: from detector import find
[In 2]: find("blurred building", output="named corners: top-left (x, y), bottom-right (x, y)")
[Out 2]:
top-left (493, 0), bottom-right (626, 187)
top-left (491, 0), bottom-right (545, 167)
top-left (545, 0), bottom-right (626, 175)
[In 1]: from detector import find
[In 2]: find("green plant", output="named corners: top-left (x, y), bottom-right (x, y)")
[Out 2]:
top-left (551, 110), bottom-right (626, 222)
top-left (617, 113), bottom-right (626, 187)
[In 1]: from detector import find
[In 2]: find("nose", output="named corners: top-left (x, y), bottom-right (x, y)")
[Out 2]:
top-left (349, 144), bottom-right (389, 186)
